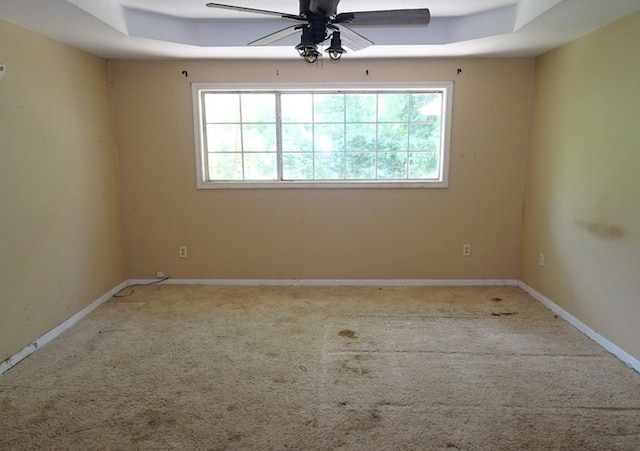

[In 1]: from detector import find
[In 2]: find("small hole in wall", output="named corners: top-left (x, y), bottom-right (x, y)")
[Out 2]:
top-left (181, 70), bottom-right (188, 77)
top-left (457, 68), bottom-right (463, 75)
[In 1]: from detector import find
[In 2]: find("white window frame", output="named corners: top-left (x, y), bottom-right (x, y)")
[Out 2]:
top-left (192, 82), bottom-right (453, 189)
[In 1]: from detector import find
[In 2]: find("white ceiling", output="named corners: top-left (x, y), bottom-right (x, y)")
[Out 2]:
top-left (1, 0), bottom-right (639, 60)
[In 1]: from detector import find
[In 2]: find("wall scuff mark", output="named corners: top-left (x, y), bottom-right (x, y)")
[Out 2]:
top-left (575, 219), bottom-right (626, 240)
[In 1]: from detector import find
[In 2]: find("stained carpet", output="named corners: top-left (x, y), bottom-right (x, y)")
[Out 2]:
top-left (1, 285), bottom-right (639, 450)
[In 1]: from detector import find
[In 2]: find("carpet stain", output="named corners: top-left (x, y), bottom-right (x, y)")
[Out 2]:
top-left (491, 312), bottom-right (518, 317)
top-left (228, 432), bottom-right (242, 442)
top-left (376, 400), bottom-right (393, 407)
top-left (304, 417), bottom-right (319, 427)
top-left (492, 297), bottom-right (503, 302)
top-left (348, 407), bottom-right (382, 431)
top-left (36, 399), bottom-right (56, 418)
top-left (341, 357), bottom-right (370, 376)
top-left (143, 410), bottom-right (177, 429)
top-left (288, 326), bottom-right (306, 335)
top-left (1, 397), bottom-right (14, 409)
top-left (338, 329), bottom-right (357, 338)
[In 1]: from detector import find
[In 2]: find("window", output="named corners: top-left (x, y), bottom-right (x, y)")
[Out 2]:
top-left (193, 83), bottom-right (452, 188)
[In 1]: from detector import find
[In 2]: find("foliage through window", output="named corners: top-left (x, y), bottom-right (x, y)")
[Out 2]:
top-left (193, 84), bottom-right (452, 187)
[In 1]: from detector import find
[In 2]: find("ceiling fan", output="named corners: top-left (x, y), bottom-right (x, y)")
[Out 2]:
top-left (206, 1), bottom-right (430, 63)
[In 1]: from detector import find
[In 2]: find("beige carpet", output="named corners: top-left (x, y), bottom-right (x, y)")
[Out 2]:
top-left (1, 285), bottom-right (639, 450)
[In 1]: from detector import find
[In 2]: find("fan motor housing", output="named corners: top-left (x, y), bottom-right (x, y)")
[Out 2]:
top-left (301, 0), bottom-right (340, 17)
top-left (309, 17), bottom-right (330, 44)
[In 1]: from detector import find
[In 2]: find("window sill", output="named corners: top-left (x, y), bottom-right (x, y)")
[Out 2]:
top-left (196, 180), bottom-right (448, 189)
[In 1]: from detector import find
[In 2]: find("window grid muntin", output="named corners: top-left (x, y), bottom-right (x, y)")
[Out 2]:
top-left (238, 93), bottom-right (245, 180)
top-left (275, 93), bottom-right (284, 181)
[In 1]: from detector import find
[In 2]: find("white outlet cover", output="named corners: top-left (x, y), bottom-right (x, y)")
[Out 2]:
top-left (0, 64), bottom-right (6, 80)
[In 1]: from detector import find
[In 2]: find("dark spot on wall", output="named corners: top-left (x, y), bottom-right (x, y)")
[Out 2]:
top-left (575, 219), bottom-right (626, 240)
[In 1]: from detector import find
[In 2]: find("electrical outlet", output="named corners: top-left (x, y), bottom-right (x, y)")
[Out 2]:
top-left (156, 271), bottom-right (165, 278)
top-left (179, 246), bottom-right (187, 258)
top-left (538, 253), bottom-right (545, 267)
top-left (462, 244), bottom-right (471, 256)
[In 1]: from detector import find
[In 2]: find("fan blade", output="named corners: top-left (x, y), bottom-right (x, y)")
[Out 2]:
top-left (206, 3), bottom-right (303, 21)
top-left (249, 25), bottom-right (301, 46)
top-left (333, 25), bottom-right (373, 52)
top-left (335, 8), bottom-right (430, 27)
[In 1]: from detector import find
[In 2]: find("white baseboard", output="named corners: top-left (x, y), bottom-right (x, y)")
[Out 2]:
top-left (518, 281), bottom-right (640, 373)
top-left (0, 280), bottom-right (128, 375)
top-left (4, 278), bottom-right (638, 377)
top-left (4, 278), bottom-right (515, 376)
top-left (129, 278), bottom-right (520, 287)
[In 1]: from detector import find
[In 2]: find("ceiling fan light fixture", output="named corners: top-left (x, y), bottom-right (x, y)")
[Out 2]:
top-left (326, 31), bottom-right (346, 61)
top-left (303, 48), bottom-right (320, 63)
top-left (328, 49), bottom-right (343, 61)
top-left (295, 26), bottom-right (316, 56)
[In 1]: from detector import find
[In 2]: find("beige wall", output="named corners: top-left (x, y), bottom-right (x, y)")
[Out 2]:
top-left (1, 9), bottom-right (638, 367)
top-left (0, 19), bottom-right (126, 361)
top-left (110, 58), bottom-right (534, 280)
top-left (521, 12), bottom-right (640, 359)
